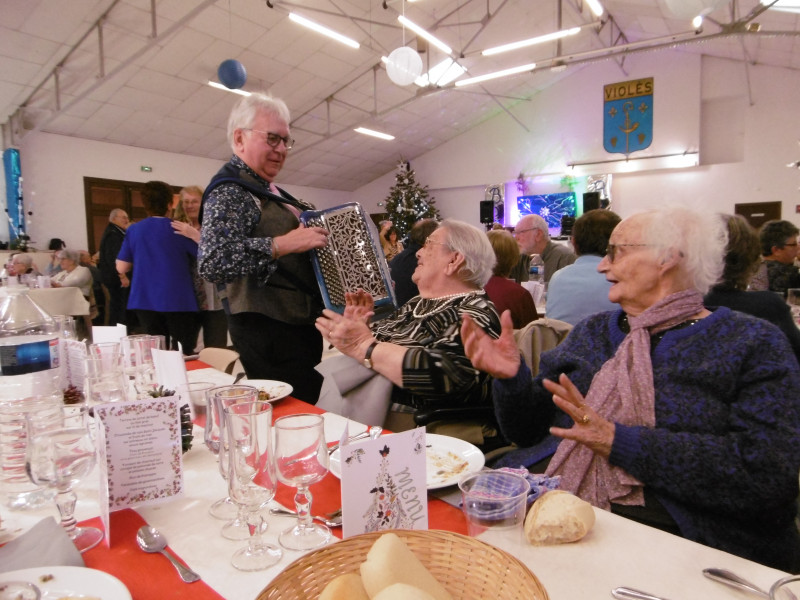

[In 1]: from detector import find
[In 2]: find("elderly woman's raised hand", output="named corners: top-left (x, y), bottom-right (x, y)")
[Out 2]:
top-left (543, 374), bottom-right (615, 458)
top-left (460, 309), bottom-right (521, 379)
top-left (344, 289), bottom-right (374, 324)
top-left (171, 220), bottom-right (200, 242)
top-left (315, 308), bottom-right (374, 360)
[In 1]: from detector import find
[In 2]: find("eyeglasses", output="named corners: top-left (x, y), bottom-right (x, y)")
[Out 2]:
top-left (783, 243), bottom-right (798, 247)
top-left (605, 243), bottom-right (654, 263)
top-left (245, 129), bottom-right (294, 150)
top-left (423, 238), bottom-right (451, 250)
top-left (513, 228), bottom-right (536, 236)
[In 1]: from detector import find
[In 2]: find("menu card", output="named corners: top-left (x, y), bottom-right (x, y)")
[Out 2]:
top-left (340, 428), bottom-right (428, 538)
top-left (95, 398), bottom-right (184, 545)
top-left (60, 338), bottom-right (87, 390)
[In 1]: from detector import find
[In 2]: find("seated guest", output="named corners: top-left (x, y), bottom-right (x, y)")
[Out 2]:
top-left (9, 253), bottom-right (41, 281)
top-left (51, 249), bottom-right (93, 296)
top-left (705, 214), bottom-right (800, 364)
top-left (512, 214), bottom-right (576, 284)
top-left (748, 219), bottom-right (800, 294)
top-left (316, 219), bottom-right (501, 414)
top-left (389, 218), bottom-right (438, 306)
top-left (79, 250), bottom-right (105, 324)
top-left (461, 206), bottom-right (800, 571)
top-left (45, 238), bottom-right (66, 276)
top-left (484, 229), bottom-right (538, 328)
top-left (546, 209), bottom-right (621, 325)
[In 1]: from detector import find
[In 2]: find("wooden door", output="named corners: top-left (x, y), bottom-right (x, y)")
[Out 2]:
top-left (734, 201), bottom-right (782, 230)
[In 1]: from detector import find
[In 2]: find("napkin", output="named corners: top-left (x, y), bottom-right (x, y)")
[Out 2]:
top-left (495, 467), bottom-right (560, 505)
top-left (0, 517), bottom-right (84, 573)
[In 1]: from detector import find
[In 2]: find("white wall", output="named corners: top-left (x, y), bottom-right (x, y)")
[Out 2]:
top-left (0, 133), bottom-right (349, 248)
top-left (4, 49), bottom-right (799, 248)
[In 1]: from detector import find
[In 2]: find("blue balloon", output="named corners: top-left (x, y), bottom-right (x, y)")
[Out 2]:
top-left (218, 59), bottom-right (247, 89)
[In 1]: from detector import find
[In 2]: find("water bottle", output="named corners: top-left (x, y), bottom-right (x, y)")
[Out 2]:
top-left (0, 286), bottom-right (63, 509)
top-left (0, 286), bottom-right (61, 401)
top-left (529, 254), bottom-right (545, 283)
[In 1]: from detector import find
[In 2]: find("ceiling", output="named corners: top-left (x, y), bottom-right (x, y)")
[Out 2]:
top-left (1, 0), bottom-right (799, 191)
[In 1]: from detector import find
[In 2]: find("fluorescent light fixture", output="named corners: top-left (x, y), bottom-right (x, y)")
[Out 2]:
top-left (454, 63), bottom-right (536, 87)
top-left (692, 15), bottom-right (704, 29)
top-left (397, 15), bottom-right (452, 55)
top-left (208, 81), bottom-right (251, 96)
top-left (760, 0), bottom-right (800, 12)
top-left (482, 27), bottom-right (581, 56)
top-left (289, 12), bottom-right (360, 49)
top-left (414, 58), bottom-right (466, 87)
top-left (354, 127), bottom-right (395, 140)
top-left (585, 0), bottom-right (604, 17)
top-left (566, 151), bottom-right (699, 175)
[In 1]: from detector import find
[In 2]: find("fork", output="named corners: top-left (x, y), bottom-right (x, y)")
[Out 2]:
top-left (269, 501), bottom-right (342, 527)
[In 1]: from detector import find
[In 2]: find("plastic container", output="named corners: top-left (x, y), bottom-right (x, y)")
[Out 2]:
top-left (529, 254), bottom-right (545, 283)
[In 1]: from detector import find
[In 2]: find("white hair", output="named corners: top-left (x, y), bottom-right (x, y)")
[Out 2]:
top-left (638, 206), bottom-right (728, 295)
top-left (227, 93), bottom-right (291, 152)
top-left (440, 219), bottom-right (496, 288)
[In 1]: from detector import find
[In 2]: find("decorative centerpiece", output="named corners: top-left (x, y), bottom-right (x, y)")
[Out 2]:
top-left (147, 386), bottom-right (193, 453)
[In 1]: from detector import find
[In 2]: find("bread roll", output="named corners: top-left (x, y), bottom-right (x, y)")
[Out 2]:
top-left (524, 490), bottom-right (595, 545)
top-left (373, 583), bottom-right (438, 600)
top-left (360, 533), bottom-right (453, 600)
top-left (320, 573), bottom-right (370, 600)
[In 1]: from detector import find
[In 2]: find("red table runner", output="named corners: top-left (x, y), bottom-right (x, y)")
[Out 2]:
top-left (76, 363), bottom-right (467, 597)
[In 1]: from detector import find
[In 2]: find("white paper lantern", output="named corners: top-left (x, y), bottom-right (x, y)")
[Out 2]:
top-left (386, 47), bottom-right (423, 87)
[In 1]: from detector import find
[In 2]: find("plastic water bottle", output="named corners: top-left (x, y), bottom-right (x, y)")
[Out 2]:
top-left (529, 254), bottom-right (545, 283)
top-left (0, 285), bottom-right (62, 509)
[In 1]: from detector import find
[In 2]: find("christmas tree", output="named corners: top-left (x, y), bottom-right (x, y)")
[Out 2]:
top-left (383, 160), bottom-right (440, 238)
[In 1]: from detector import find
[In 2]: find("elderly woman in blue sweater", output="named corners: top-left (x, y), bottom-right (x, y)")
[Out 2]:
top-left (462, 206), bottom-right (800, 572)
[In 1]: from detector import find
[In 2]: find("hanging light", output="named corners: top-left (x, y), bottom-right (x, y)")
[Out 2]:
top-left (288, 13), bottom-right (360, 49)
top-left (482, 27), bottom-right (582, 56)
top-left (454, 63), bottom-right (537, 87)
top-left (397, 15), bottom-right (452, 55)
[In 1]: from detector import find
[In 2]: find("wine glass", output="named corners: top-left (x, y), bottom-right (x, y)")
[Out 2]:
top-left (224, 400), bottom-right (282, 571)
top-left (212, 385), bottom-right (258, 538)
top-left (203, 385), bottom-right (238, 521)
top-left (25, 408), bottom-right (103, 552)
top-left (274, 413), bottom-right (331, 551)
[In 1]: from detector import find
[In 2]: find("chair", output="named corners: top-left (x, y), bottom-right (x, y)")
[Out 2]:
top-left (513, 318), bottom-right (573, 377)
top-left (198, 347), bottom-right (240, 374)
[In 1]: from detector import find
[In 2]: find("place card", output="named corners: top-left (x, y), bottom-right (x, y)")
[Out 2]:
top-left (340, 428), bottom-right (428, 539)
top-left (94, 397), bottom-right (184, 545)
top-left (91, 324), bottom-right (127, 344)
top-left (152, 348), bottom-right (188, 395)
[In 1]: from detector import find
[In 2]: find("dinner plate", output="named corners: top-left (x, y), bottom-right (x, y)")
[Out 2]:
top-left (0, 566), bottom-right (131, 600)
top-left (329, 433), bottom-right (485, 490)
top-left (239, 379), bottom-right (293, 403)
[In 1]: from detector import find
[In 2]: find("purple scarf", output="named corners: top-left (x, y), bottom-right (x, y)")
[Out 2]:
top-left (545, 289), bottom-right (705, 509)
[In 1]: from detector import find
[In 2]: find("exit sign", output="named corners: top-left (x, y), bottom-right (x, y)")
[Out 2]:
top-left (141, 165), bottom-right (152, 172)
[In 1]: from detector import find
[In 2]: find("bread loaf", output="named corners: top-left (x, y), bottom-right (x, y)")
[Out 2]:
top-left (524, 490), bottom-right (595, 545)
top-left (373, 583), bottom-right (438, 600)
top-left (319, 573), bottom-right (370, 600)
top-left (360, 532), bottom-right (453, 600)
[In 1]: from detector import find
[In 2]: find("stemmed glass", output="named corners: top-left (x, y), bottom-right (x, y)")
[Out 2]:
top-left (203, 385), bottom-right (238, 521)
top-left (212, 385), bottom-right (258, 539)
top-left (274, 413), bottom-right (331, 550)
top-left (25, 407), bottom-right (103, 552)
top-left (224, 400), bottom-right (282, 571)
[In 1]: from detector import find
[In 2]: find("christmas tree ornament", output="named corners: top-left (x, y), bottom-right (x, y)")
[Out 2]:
top-left (218, 59), bottom-right (247, 89)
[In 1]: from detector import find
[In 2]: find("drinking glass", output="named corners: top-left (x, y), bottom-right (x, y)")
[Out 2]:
top-left (213, 385), bottom-right (258, 538)
top-left (224, 400), bottom-right (282, 571)
top-left (177, 381), bottom-right (215, 422)
top-left (25, 407), bottom-right (103, 552)
top-left (204, 386), bottom-right (237, 520)
top-left (274, 413), bottom-right (331, 550)
top-left (120, 335), bottom-right (155, 397)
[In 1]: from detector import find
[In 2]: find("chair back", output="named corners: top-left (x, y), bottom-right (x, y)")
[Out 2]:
top-left (198, 347), bottom-right (240, 374)
top-left (514, 318), bottom-right (573, 377)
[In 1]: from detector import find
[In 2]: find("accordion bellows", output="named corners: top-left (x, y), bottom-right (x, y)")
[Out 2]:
top-left (300, 203), bottom-right (397, 316)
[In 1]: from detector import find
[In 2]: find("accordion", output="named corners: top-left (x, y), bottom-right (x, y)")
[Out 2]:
top-left (300, 203), bottom-right (397, 317)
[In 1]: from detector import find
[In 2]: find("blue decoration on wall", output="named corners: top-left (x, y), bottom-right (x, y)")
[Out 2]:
top-left (218, 59), bottom-right (247, 89)
top-left (517, 193), bottom-right (576, 234)
top-left (3, 148), bottom-right (23, 243)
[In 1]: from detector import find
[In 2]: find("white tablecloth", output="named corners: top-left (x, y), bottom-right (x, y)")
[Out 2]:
top-left (0, 286), bottom-right (89, 316)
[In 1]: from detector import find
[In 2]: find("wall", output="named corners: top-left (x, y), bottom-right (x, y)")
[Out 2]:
top-left (0, 133), bottom-right (349, 248)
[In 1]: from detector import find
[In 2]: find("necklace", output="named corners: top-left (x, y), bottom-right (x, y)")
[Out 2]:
top-left (412, 291), bottom-right (479, 318)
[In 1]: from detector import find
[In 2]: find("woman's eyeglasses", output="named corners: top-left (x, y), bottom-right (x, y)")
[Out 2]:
top-left (605, 243), bottom-right (653, 263)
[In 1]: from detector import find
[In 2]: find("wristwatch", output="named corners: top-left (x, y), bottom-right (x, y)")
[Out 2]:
top-left (363, 341), bottom-right (379, 369)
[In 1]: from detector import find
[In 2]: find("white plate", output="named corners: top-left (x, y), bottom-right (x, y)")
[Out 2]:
top-left (0, 566), bottom-right (131, 600)
top-left (329, 433), bottom-right (485, 490)
top-left (240, 379), bottom-right (293, 403)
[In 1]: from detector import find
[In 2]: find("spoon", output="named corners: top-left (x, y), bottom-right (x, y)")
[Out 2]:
top-left (703, 568), bottom-right (770, 598)
top-left (327, 425), bottom-right (383, 455)
top-left (136, 525), bottom-right (202, 583)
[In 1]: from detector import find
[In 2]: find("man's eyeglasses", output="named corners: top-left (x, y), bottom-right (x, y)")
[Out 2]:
top-left (513, 228), bottom-right (536, 236)
top-left (605, 243), bottom-right (653, 263)
top-left (245, 129), bottom-right (294, 150)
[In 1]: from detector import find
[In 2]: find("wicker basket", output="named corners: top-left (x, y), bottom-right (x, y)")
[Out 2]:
top-left (256, 529), bottom-right (548, 600)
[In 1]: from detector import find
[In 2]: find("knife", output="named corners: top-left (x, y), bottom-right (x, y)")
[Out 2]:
top-left (612, 587), bottom-right (674, 600)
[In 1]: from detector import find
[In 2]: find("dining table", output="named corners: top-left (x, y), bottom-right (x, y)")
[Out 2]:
top-left (1, 361), bottom-right (794, 600)
top-left (0, 285), bottom-right (90, 316)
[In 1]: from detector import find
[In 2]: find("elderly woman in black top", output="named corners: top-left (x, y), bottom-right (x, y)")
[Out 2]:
top-left (316, 219), bottom-right (500, 412)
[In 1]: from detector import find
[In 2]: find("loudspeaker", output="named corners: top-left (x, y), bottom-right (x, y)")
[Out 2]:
top-left (479, 200), bottom-right (494, 224)
top-left (583, 192), bottom-right (601, 212)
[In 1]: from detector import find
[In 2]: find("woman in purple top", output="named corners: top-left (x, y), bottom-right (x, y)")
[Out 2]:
top-left (117, 181), bottom-right (199, 354)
